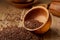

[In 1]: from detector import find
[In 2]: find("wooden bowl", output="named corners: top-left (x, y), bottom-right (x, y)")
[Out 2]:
top-left (52, 0), bottom-right (60, 2)
top-left (49, 2), bottom-right (60, 17)
top-left (6, 0), bottom-right (38, 8)
top-left (23, 6), bottom-right (51, 34)
top-left (11, 0), bottom-right (35, 3)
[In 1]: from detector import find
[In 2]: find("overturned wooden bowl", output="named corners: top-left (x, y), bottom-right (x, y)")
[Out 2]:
top-left (49, 2), bottom-right (60, 17)
top-left (52, 0), bottom-right (60, 2)
top-left (6, 0), bottom-right (38, 8)
top-left (23, 6), bottom-right (52, 34)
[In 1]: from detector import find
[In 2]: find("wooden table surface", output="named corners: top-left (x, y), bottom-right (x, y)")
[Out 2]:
top-left (0, 0), bottom-right (60, 40)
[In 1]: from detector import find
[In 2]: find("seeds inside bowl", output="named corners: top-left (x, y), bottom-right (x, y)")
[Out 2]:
top-left (25, 19), bottom-right (43, 29)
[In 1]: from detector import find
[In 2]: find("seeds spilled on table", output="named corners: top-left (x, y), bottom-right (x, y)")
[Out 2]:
top-left (0, 26), bottom-right (41, 40)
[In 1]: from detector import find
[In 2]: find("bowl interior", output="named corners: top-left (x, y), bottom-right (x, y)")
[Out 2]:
top-left (24, 7), bottom-right (49, 30)
top-left (25, 8), bottom-right (48, 23)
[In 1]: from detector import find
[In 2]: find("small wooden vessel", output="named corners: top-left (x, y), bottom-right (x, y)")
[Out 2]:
top-left (6, 0), bottom-right (38, 8)
top-left (23, 6), bottom-right (52, 34)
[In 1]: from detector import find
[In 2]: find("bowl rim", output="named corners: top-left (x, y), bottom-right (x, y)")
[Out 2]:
top-left (6, 0), bottom-right (38, 5)
top-left (23, 6), bottom-right (49, 31)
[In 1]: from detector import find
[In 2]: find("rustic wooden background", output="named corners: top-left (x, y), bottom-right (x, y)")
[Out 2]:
top-left (0, 0), bottom-right (60, 40)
